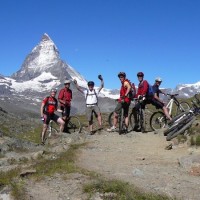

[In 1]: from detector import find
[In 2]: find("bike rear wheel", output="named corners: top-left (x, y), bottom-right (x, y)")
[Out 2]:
top-left (66, 116), bottom-right (82, 133)
top-left (150, 111), bottom-right (167, 131)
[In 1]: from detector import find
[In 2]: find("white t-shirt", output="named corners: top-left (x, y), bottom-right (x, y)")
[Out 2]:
top-left (84, 89), bottom-right (99, 106)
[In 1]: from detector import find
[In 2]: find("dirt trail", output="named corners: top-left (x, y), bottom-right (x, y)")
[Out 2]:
top-left (77, 130), bottom-right (200, 200)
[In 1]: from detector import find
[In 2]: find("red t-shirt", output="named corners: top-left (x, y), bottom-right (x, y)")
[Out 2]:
top-left (136, 80), bottom-right (149, 97)
top-left (119, 79), bottom-right (131, 103)
top-left (42, 96), bottom-right (57, 114)
top-left (58, 88), bottom-right (72, 106)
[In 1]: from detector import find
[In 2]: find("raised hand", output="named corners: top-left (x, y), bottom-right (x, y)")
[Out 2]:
top-left (98, 74), bottom-right (103, 80)
top-left (73, 79), bottom-right (77, 84)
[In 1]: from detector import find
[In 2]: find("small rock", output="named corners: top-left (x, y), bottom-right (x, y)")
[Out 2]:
top-left (132, 168), bottom-right (144, 177)
top-left (31, 150), bottom-right (44, 160)
top-left (20, 169), bottom-right (36, 177)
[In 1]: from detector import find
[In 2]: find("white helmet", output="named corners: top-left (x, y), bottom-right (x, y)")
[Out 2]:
top-left (64, 80), bottom-right (71, 84)
top-left (155, 77), bottom-right (162, 82)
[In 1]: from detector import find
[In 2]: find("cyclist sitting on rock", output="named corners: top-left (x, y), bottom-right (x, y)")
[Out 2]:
top-left (107, 72), bottom-right (131, 132)
top-left (150, 77), bottom-right (172, 121)
top-left (40, 88), bottom-right (65, 145)
top-left (74, 75), bottom-right (104, 135)
top-left (132, 72), bottom-right (149, 131)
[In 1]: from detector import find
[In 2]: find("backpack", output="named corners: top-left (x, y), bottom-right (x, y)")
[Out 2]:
top-left (125, 80), bottom-right (136, 100)
top-left (147, 83), bottom-right (154, 98)
top-left (129, 82), bottom-right (136, 100)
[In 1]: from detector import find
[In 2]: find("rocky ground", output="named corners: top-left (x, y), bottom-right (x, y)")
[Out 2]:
top-left (0, 125), bottom-right (200, 200)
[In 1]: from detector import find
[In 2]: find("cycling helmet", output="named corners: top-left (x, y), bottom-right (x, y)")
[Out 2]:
top-left (155, 77), bottom-right (162, 82)
top-left (137, 72), bottom-right (144, 77)
top-left (64, 80), bottom-right (71, 84)
top-left (88, 81), bottom-right (95, 86)
top-left (118, 72), bottom-right (126, 78)
top-left (51, 88), bottom-right (57, 93)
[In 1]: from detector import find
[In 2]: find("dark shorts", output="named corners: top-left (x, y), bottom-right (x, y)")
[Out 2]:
top-left (44, 113), bottom-right (59, 125)
top-left (114, 102), bottom-right (130, 117)
top-left (61, 105), bottom-right (71, 118)
top-left (150, 99), bottom-right (164, 109)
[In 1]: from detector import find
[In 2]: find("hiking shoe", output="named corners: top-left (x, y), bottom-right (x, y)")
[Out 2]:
top-left (165, 143), bottom-right (173, 150)
top-left (133, 125), bottom-right (139, 131)
top-left (107, 126), bottom-right (117, 132)
top-left (41, 141), bottom-right (45, 146)
top-left (98, 127), bottom-right (103, 132)
top-left (90, 131), bottom-right (95, 135)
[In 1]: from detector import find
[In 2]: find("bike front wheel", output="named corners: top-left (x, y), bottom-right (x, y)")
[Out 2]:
top-left (129, 112), bottom-right (136, 131)
top-left (119, 109), bottom-right (126, 134)
top-left (176, 102), bottom-right (190, 115)
top-left (67, 116), bottom-right (82, 133)
top-left (45, 127), bottom-right (59, 144)
top-left (150, 111), bottom-right (167, 131)
top-left (140, 109), bottom-right (146, 133)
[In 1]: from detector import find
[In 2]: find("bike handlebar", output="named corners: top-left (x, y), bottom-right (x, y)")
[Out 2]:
top-left (166, 93), bottom-right (179, 97)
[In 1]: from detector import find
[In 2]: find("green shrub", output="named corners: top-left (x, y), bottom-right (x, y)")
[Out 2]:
top-left (177, 135), bottom-right (187, 143)
top-left (196, 135), bottom-right (200, 146)
top-left (190, 136), bottom-right (196, 146)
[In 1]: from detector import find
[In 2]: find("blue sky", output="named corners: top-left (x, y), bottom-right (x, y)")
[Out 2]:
top-left (0, 0), bottom-right (200, 89)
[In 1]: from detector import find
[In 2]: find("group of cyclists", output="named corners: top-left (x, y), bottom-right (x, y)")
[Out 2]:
top-left (40, 76), bottom-right (104, 145)
top-left (107, 71), bottom-right (172, 132)
top-left (40, 71), bottom-right (172, 145)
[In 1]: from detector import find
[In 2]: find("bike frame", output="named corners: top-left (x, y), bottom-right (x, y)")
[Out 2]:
top-left (165, 94), bottom-right (182, 115)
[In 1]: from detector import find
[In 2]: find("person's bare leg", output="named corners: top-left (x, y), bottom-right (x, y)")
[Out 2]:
top-left (125, 116), bottom-right (129, 128)
top-left (163, 107), bottom-right (172, 120)
top-left (57, 117), bottom-right (65, 132)
top-left (41, 124), bottom-right (47, 143)
top-left (97, 113), bottom-right (102, 128)
top-left (113, 112), bottom-right (118, 127)
top-left (89, 121), bottom-right (93, 133)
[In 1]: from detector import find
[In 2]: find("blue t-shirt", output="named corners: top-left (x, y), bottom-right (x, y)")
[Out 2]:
top-left (152, 84), bottom-right (162, 97)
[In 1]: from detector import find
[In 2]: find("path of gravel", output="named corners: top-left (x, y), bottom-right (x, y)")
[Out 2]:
top-left (77, 130), bottom-right (200, 200)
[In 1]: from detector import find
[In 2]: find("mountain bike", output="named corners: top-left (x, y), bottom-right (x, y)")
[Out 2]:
top-left (65, 116), bottom-right (82, 133)
top-left (43, 120), bottom-right (59, 144)
top-left (44, 115), bottom-right (82, 143)
top-left (150, 94), bottom-right (190, 131)
top-left (129, 97), bottom-right (146, 133)
top-left (108, 100), bottom-right (128, 134)
top-left (164, 95), bottom-right (200, 141)
top-left (58, 109), bottom-right (82, 134)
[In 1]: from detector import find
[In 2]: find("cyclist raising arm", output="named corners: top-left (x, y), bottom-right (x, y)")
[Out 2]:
top-left (74, 75), bottom-right (104, 134)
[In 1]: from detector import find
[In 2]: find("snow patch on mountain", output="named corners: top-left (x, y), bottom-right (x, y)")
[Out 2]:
top-left (177, 81), bottom-right (200, 90)
top-left (8, 72), bottom-right (60, 92)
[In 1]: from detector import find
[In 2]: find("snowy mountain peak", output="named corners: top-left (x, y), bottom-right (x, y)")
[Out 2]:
top-left (9, 33), bottom-right (88, 92)
top-left (42, 33), bottom-right (51, 41)
top-left (11, 33), bottom-right (62, 81)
